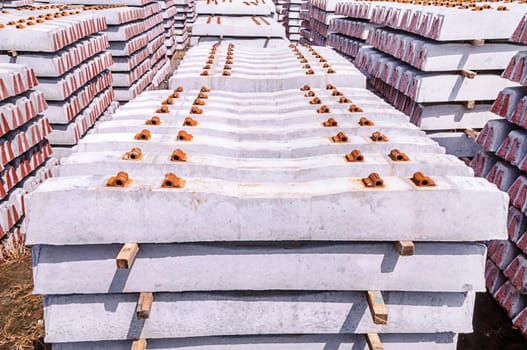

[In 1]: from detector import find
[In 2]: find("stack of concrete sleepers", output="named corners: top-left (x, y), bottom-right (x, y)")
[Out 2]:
top-left (346, 0), bottom-right (527, 157)
top-left (157, 0), bottom-right (178, 58)
top-left (282, 0), bottom-right (304, 42)
top-left (301, 0), bottom-right (343, 46)
top-left (299, 0), bottom-right (312, 44)
top-left (0, 6), bottom-right (116, 158)
top-left (173, 0), bottom-right (191, 50)
top-left (191, 0), bottom-right (285, 47)
top-left (0, 64), bottom-right (58, 261)
top-left (471, 27), bottom-right (527, 336)
top-left (26, 42), bottom-right (508, 349)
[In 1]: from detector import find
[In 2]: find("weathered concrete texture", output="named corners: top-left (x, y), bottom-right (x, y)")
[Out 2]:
top-left (32, 242), bottom-right (486, 294)
top-left (43, 291), bottom-right (476, 342)
top-left (411, 104), bottom-right (497, 131)
top-left (51, 333), bottom-right (459, 350)
top-left (26, 174), bottom-right (507, 245)
top-left (58, 151), bottom-right (472, 182)
top-left (429, 132), bottom-right (482, 158)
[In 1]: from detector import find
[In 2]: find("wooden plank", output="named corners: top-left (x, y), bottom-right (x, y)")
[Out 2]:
top-left (393, 240), bottom-right (414, 256)
top-left (137, 292), bottom-right (154, 320)
top-left (366, 291), bottom-right (388, 325)
top-left (470, 39), bottom-right (485, 47)
top-left (116, 243), bottom-right (139, 269)
top-left (464, 100), bottom-right (476, 110)
top-left (461, 69), bottom-right (477, 79)
top-left (464, 128), bottom-right (479, 139)
top-left (366, 333), bottom-right (384, 350)
top-left (131, 339), bottom-right (147, 350)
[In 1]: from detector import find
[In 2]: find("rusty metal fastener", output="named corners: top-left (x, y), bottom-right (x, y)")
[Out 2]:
top-left (162, 173), bottom-right (185, 188)
top-left (194, 98), bottom-right (205, 106)
top-left (106, 171), bottom-right (131, 187)
top-left (323, 63), bottom-right (330, 68)
top-left (331, 131), bottom-right (348, 143)
top-left (327, 68), bottom-right (336, 74)
top-left (304, 91), bottom-right (315, 97)
top-left (226, 54), bottom-right (234, 60)
top-left (200, 70), bottom-right (209, 76)
top-left (200, 86), bottom-right (211, 93)
top-left (156, 106), bottom-right (169, 114)
top-left (134, 129), bottom-right (151, 140)
top-left (146, 116), bottom-right (161, 125)
top-left (190, 106), bottom-right (203, 114)
top-left (175, 86), bottom-right (184, 93)
top-left (389, 149), bottom-right (409, 161)
top-left (162, 97), bottom-right (174, 105)
top-left (349, 104), bottom-right (364, 113)
top-left (208, 54), bottom-right (215, 59)
top-left (326, 84), bottom-right (335, 90)
top-left (371, 131), bottom-right (388, 142)
top-left (300, 58), bottom-right (308, 63)
top-left (183, 117), bottom-right (198, 126)
top-left (300, 85), bottom-right (311, 91)
top-left (203, 64), bottom-right (211, 70)
top-left (198, 92), bottom-right (208, 99)
top-left (362, 173), bottom-right (384, 188)
top-left (339, 97), bottom-right (351, 103)
top-left (224, 64), bottom-right (232, 70)
top-left (206, 59), bottom-right (214, 64)
top-left (322, 118), bottom-right (338, 127)
top-left (310, 97), bottom-right (321, 104)
top-left (317, 105), bottom-right (330, 113)
top-left (359, 117), bottom-right (375, 126)
top-left (178, 130), bottom-right (193, 141)
top-left (122, 147), bottom-right (143, 160)
top-left (411, 172), bottom-right (436, 187)
top-left (170, 149), bottom-right (187, 162)
top-left (320, 57), bottom-right (327, 63)
top-left (346, 149), bottom-right (364, 162)
top-left (305, 69), bottom-right (314, 75)
top-left (225, 59), bottom-right (233, 64)
top-left (331, 90), bottom-right (343, 96)
top-left (223, 70), bottom-right (231, 76)
top-left (303, 64), bottom-right (311, 69)
top-left (172, 91), bottom-right (180, 98)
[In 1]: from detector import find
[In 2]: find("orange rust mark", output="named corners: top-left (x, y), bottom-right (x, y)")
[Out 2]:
top-left (106, 171), bottom-right (131, 188)
top-left (331, 131), bottom-right (348, 143)
top-left (194, 98), bottom-right (206, 106)
top-left (135, 129), bottom-right (151, 141)
top-left (178, 130), bottom-right (193, 141)
top-left (359, 117), bottom-right (374, 126)
top-left (322, 118), bottom-right (338, 127)
top-left (304, 91), bottom-right (315, 97)
top-left (251, 17), bottom-right (261, 26)
top-left (317, 105), bottom-right (330, 113)
top-left (362, 173), bottom-right (384, 188)
top-left (411, 172), bottom-right (436, 187)
top-left (207, 16), bottom-right (212, 24)
top-left (349, 104), bottom-right (363, 113)
top-left (217, 16), bottom-right (221, 24)
top-left (201, 86), bottom-right (211, 93)
top-left (371, 131), bottom-right (388, 142)
top-left (190, 106), bottom-right (203, 114)
top-left (339, 97), bottom-right (351, 103)
top-left (305, 69), bottom-right (314, 75)
top-left (389, 149), bottom-right (409, 162)
top-left (146, 116), bottom-right (161, 125)
top-left (171, 149), bottom-right (187, 162)
top-left (122, 147), bottom-right (143, 160)
top-left (310, 97), bottom-right (321, 104)
top-left (162, 173), bottom-right (185, 188)
top-left (346, 149), bottom-right (364, 162)
top-left (156, 106), bottom-right (169, 114)
top-left (300, 85), bottom-right (311, 91)
top-left (184, 117), bottom-right (198, 126)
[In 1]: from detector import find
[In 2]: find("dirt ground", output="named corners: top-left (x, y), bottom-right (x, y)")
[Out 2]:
top-left (1, 247), bottom-right (527, 349)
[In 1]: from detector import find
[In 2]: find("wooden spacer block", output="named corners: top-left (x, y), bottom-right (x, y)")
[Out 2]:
top-left (464, 100), bottom-right (476, 110)
top-left (470, 39), bottom-right (485, 46)
top-left (367, 291), bottom-right (388, 325)
top-left (464, 128), bottom-right (479, 139)
top-left (131, 339), bottom-right (147, 350)
top-left (137, 292), bottom-right (154, 320)
top-left (116, 243), bottom-right (139, 269)
top-left (366, 333), bottom-right (384, 350)
top-left (460, 69), bottom-right (477, 79)
top-left (393, 240), bottom-right (414, 256)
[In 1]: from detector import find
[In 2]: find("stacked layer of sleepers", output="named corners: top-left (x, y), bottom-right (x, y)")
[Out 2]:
top-left (301, 0), bottom-right (343, 46)
top-left (157, 0), bottom-right (178, 57)
top-left (0, 6), bottom-right (116, 158)
top-left (281, 0), bottom-right (304, 42)
top-left (347, 0), bottom-right (527, 157)
top-left (191, 0), bottom-right (285, 47)
top-left (0, 64), bottom-right (58, 262)
top-left (471, 23), bottom-right (527, 337)
top-left (173, 0), bottom-right (192, 50)
top-left (25, 42), bottom-right (508, 349)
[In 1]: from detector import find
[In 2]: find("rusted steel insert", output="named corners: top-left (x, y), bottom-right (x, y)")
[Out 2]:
top-left (411, 172), bottom-right (436, 187)
top-left (359, 117), bottom-right (374, 126)
top-left (178, 130), bottom-right (193, 141)
top-left (317, 105), bottom-right (330, 113)
top-left (145, 116), bottom-right (161, 125)
top-left (304, 91), bottom-right (315, 97)
top-left (134, 129), bottom-right (151, 141)
top-left (309, 97), bottom-right (321, 104)
top-left (170, 149), bottom-right (187, 162)
top-left (370, 131), bottom-right (388, 142)
top-left (339, 96), bottom-right (351, 103)
top-left (349, 104), bottom-right (364, 112)
top-left (305, 69), bottom-right (314, 75)
top-left (322, 117), bottom-right (338, 127)
top-left (155, 105), bottom-right (169, 114)
top-left (183, 117), bottom-right (198, 126)
top-left (122, 147), bottom-right (143, 160)
top-left (162, 172), bottom-right (185, 188)
top-left (346, 149), bottom-right (364, 162)
top-left (389, 149), bottom-right (409, 161)
top-left (200, 70), bottom-right (209, 76)
top-left (200, 86), bottom-right (211, 92)
top-left (190, 106), bottom-right (203, 114)
top-left (300, 84), bottom-right (311, 91)
top-left (198, 92), bottom-right (208, 99)
top-left (194, 98), bottom-right (205, 106)
top-left (106, 171), bottom-right (131, 187)
top-left (326, 84), bottom-right (335, 90)
top-left (362, 173), bottom-right (384, 188)
top-left (331, 131), bottom-right (348, 143)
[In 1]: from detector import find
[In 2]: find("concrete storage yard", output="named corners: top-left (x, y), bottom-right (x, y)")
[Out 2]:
top-left (1, 0), bottom-right (527, 349)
